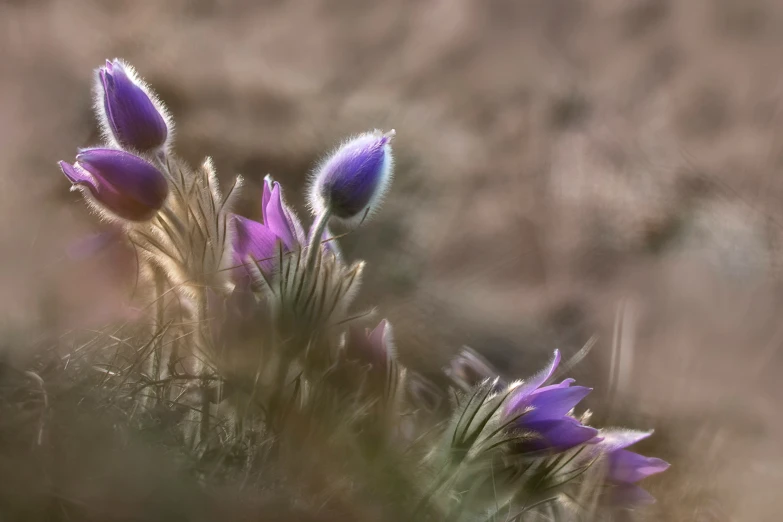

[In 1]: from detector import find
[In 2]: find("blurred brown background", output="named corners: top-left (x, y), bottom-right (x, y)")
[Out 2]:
top-left (3, 0), bottom-right (783, 519)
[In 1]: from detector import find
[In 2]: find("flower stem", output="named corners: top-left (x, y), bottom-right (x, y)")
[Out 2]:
top-left (304, 209), bottom-right (331, 273)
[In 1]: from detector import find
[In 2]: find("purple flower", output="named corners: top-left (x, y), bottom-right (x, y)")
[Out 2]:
top-left (59, 148), bottom-right (169, 222)
top-left (97, 59), bottom-right (169, 152)
top-left (592, 429), bottom-right (670, 505)
top-left (232, 177), bottom-right (305, 279)
top-left (309, 130), bottom-right (395, 226)
top-left (503, 350), bottom-right (597, 453)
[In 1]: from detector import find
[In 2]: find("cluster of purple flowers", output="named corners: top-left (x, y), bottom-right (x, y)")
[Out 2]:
top-left (447, 347), bottom-right (669, 504)
top-left (58, 59), bottom-right (395, 285)
top-left (57, 57), bottom-right (670, 515)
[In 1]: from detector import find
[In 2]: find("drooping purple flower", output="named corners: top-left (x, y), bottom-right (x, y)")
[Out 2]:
top-left (308, 130), bottom-right (395, 227)
top-left (59, 148), bottom-right (169, 222)
top-left (591, 429), bottom-right (670, 505)
top-left (445, 346), bottom-right (506, 392)
top-left (97, 59), bottom-right (170, 153)
top-left (503, 350), bottom-right (598, 453)
top-left (232, 177), bottom-right (305, 280)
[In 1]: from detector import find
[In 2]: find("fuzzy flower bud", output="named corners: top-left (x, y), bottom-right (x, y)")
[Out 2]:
top-left (59, 149), bottom-right (169, 222)
top-left (97, 59), bottom-right (170, 153)
top-left (308, 129), bottom-right (395, 227)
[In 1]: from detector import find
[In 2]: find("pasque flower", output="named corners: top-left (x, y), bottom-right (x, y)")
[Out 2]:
top-left (59, 148), bottom-right (169, 222)
top-left (97, 59), bottom-right (170, 152)
top-left (308, 130), bottom-right (395, 227)
top-left (232, 177), bottom-right (306, 278)
top-left (503, 350), bottom-right (597, 453)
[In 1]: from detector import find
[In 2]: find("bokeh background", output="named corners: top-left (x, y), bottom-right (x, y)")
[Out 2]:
top-left (3, 0), bottom-right (783, 519)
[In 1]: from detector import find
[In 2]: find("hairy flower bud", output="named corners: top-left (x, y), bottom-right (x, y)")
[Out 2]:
top-left (308, 130), bottom-right (395, 227)
top-left (96, 59), bottom-right (170, 153)
top-left (59, 149), bottom-right (169, 222)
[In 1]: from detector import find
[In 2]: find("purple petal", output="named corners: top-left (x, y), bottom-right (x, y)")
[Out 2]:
top-left (261, 177), bottom-right (273, 223)
top-left (535, 378), bottom-right (575, 393)
top-left (504, 350), bottom-right (561, 417)
top-left (100, 60), bottom-right (167, 152)
top-left (515, 417), bottom-right (599, 453)
top-left (59, 161), bottom-right (98, 194)
top-left (263, 181), bottom-right (304, 249)
top-left (232, 215), bottom-right (279, 276)
top-left (523, 385), bottom-right (592, 423)
top-left (607, 450), bottom-right (670, 484)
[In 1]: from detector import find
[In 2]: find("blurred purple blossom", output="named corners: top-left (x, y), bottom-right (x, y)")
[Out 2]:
top-left (592, 429), bottom-right (670, 505)
top-left (345, 319), bottom-right (393, 378)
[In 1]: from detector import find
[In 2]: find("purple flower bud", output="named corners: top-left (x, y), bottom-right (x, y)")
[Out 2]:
top-left (59, 148), bottom-right (169, 222)
top-left (309, 130), bottom-right (395, 226)
top-left (96, 59), bottom-right (170, 152)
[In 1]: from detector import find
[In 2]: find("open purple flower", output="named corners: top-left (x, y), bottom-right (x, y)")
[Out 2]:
top-left (308, 130), bottom-right (395, 227)
top-left (59, 148), bottom-right (169, 222)
top-left (97, 59), bottom-right (170, 153)
top-left (592, 429), bottom-right (670, 505)
top-left (502, 350), bottom-right (597, 453)
top-left (232, 177), bottom-right (305, 280)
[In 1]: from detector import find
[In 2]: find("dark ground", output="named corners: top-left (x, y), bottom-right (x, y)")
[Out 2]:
top-left (2, 0), bottom-right (783, 520)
